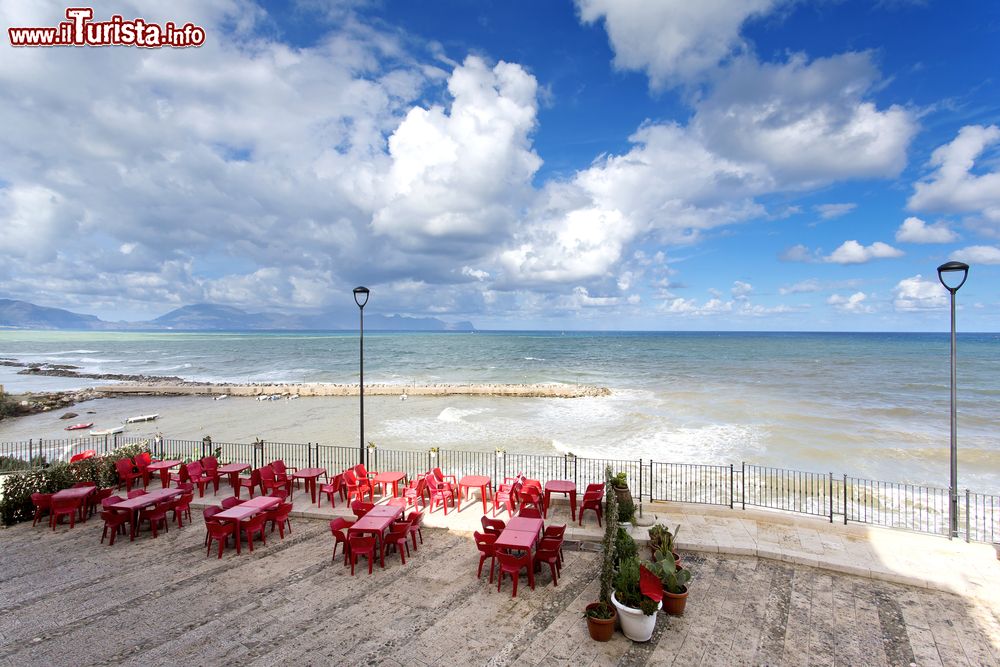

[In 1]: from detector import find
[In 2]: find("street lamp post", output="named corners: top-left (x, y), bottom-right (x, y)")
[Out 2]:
top-left (937, 261), bottom-right (969, 539)
top-left (353, 286), bottom-right (370, 465)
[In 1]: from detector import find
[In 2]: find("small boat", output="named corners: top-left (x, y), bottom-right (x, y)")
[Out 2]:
top-left (125, 414), bottom-right (159, 423)
top-left (90, 425), bottom-right (125, 436)
top-left (286, 394), bottom-right (299, 401)
top-left (213, 394), bottom-right (228, 401)
top-left (64, 422), bottom-right (94, 431)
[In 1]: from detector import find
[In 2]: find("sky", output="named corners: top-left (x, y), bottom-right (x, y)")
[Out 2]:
top-left (1, 0), bottom-right (999, 331)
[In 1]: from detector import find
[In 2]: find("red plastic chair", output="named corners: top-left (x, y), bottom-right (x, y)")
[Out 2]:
top-left (187, 461), bottom-right (216, 498)
top-left (240, 514), bottom-right (268, 552)
top-left (343, 469), bottom-right (373, 503)
top-left (402, 477), bottom-right (427, 510)
top-left (116, 458), bottom-right (144, 491)
top-left (69, 449), bottom-right (96, 463)
top-left (474, 531), bottom-right (498, 583)
top-left (168, 463), bottom-right (190, 488)
top-left (206, 519), bottom-right (235, 558)
top-left (405, 510), bottom-right (424, 549)
top-left (92, 487), bottom-right (115, 517)
top-left (199, 456), bottom-right (222, 493)
top-left (101, 494), bottom-right (125, 510)
top-left (267, 489), bottom-right (288, 501)
top-left (432, 467), bottom-right (458, 495)
top-left (174, 493), bottom-right (194, 527)
top-left (137, 501), bottom-right (170, 538)
top-left (318, 473), bottom-right (346, 507)
top-left (534, 538), bottom-right (562, 586)
top-left (496, 549), bottom-right (535, 597)
top-left (267, 503), bottom-right (293, 538)
top-left (260, 465), bottom-right (292, 497)
top-left (381, 522), bottom-right (411, 565)
top-left (493, 481), bottom-right (520, 517)
top-left (425, 473), bottom-right (454, 515)
top-left (203, 506), bottom-right (223, 546)
top-left (221, 496), bottom-right (243, 509)
top-left (481, 516), bottom-right (506, 536)
top-left (579, 486), bottom-right (604, 527)
top-left (50, 496), bottom-right (79, 529)
top-left (134, 452), bottom-right (154, 487)
top-left (100, 509), bottom-right (130, 545)
top-left (355, 462), bottom-right (378, 484)
top-left (30, 493), bottom-right (52, 527)
top-left (352, 501), bottom-right (374, 519)
top-left (236, 468), bottom-right (261, 498)
top-left (517, 485), bottom-right (544, 516)
top-left (517, 507), bottom-right (542, 520)
top-left (543, 524), bottom-right (566, 564)
top-left (348, 535), bottom-right (376, 575)
top-left (329, 517), bottom-right (354, 563)
top-left (270, 459), bottom-right (299, 489)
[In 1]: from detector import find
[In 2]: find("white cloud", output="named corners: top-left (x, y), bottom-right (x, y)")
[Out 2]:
top-left (575, 0), bottom-right (781, 88)
top-left (731, 281), bottom-right (752, 300)
top-left (950, 245), bottom-right (1000, 265)
top-left (694, 54), bottom-right (917, 186)
top-left (893, 275), bottom-right (947, 311)
top-left (908, 125), bottom-right (1000, 222)
top-left (663, 297), bottom-right (733, 315)
top-left (815, 203), bottom-right (857, 219)
top-left (779, 278), bottom-right (863, 294)
top-left (373, 56), bottom-right (541, 247)
top-left (826, 240), bottom-right (904, 264)
top-left (779, 244), bottom-right (815, 262)
top-left (827, 291), bottom-right (874, 313)
top-left (895, 216), bottom-right (958, 243)
top-left (461, 266), bottom-right (490, 281)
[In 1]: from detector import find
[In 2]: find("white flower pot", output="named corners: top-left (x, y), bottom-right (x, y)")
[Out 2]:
top-left (611, 592), bottom-right (660, 642)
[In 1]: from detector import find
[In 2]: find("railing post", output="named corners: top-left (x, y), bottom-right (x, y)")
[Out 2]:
top-left (29, 438), bottom-right (33, 466)
top-left (741, 461), bottom-right (745, 510)
top-left (829, 472), bottom-right (834, 523)
top-left (729, 464), bottom-right (734, 509)
top-left (843, 474), bottom-right (848, 525)
top-left (308, 442), bottom-right (313, 468)
top-left (965, 489), bottom-right (970, 543)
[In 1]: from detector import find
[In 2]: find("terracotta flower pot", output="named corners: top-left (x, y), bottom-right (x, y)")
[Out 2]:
top-left (585, 602), bottom-right (617, 641)
top-left (661, 586), bottom-right (688, 616)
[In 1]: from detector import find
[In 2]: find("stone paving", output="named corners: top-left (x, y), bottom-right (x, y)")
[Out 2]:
top-left (1, 490), bottom-right (999, 666)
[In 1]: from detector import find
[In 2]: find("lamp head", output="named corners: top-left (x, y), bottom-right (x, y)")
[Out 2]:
top-left (353, 286), bottom-right (370, 308)
top-left (936, 261), bottom-right (969, 293)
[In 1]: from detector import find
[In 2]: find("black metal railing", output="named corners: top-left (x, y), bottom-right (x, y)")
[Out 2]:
top-left (2, 435), bottom-right (997, 544)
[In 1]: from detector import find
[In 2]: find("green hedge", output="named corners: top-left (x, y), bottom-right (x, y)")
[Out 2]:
top-left (0, 442), bottom-right (149, 526)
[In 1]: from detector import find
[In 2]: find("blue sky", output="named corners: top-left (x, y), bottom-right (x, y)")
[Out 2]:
top-left (1, 1), bottom-right (999, 330)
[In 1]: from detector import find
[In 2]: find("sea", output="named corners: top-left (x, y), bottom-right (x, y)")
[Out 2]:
top-left (0, 330), bottom-right (998, 494)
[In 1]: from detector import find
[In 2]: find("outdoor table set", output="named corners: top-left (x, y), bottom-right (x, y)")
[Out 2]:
top-left (213, 495), bottom-right (281, 554)
top-left (478, 507), bottom-right (567, 597)
top-left (110, 488), bottom-right (184, 540)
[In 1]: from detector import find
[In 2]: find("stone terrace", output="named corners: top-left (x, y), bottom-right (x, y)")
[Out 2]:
top-left (1, 485), bottom-right (999, 666)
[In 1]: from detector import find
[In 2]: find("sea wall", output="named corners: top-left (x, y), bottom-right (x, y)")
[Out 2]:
top-left (94, 382), bottom-right (611, 398)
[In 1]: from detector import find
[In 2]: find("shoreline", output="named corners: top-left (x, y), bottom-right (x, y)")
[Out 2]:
top-left (94, 381), bottom-right (612, 398)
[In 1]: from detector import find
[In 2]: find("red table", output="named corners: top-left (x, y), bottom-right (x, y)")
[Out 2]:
top-left (218, 462), bottom-right (250, 489)
top-left (494, 517), bottom-right (543, 589)
top-left (349, 504), bottom-right (404, 567)
top-left (110, 488), bottom-right (183, 540)
top-left (458, 475), bottom-right (491, 514)
top-left (147, 460), bottom-right (181, 488)
top-left (291, 467), bottom-right (327, 504)
top-left (53, 486), bottom-right (96, 523)
top-left (215, 495), bottom-right (280, 554)
top-left (543, 480), bottom-right (577, 520)
top-left (373, 471), bottom-right (406, 498)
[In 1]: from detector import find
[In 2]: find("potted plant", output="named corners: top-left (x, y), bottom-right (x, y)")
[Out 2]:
top-left (614, 527), bottom-right (637, 567)
top-left (648, 523), bottom-right (682, 567)
top-left (584, 465), bottom-right (619, 641)
top-left (611, 471), bottom-right (634, 508)
top-left (610, 556), bottom-right (663, 641)
top-left (618, 498), bottom-right (637, 527)
top-left (649, 544), bottom-right (691, 616)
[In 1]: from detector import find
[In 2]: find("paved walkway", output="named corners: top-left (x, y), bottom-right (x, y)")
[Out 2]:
top-left (0, 482), bottom-right (997, 666)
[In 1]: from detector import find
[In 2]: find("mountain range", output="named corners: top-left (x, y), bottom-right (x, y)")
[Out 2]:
top-left (0, 299), bottom-right (475, 332)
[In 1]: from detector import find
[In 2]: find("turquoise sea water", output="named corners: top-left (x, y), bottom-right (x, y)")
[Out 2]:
top-left (1, 330), bottom-right (998, 493)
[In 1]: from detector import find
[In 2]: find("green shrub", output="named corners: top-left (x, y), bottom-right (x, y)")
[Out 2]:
top-left (0, 441), bottom-right (148, 525)
top-left (0, 392), bottom-right (19, 419)
top-left (615, 526), bottom-right (637, 566)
